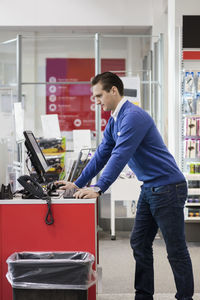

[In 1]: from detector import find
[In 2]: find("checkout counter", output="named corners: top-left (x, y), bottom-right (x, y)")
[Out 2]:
top-left (0, 197), bottom-right (97, 300)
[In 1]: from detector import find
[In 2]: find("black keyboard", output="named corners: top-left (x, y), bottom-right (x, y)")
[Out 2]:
top-left (63, 187), bottom-right (78, 199)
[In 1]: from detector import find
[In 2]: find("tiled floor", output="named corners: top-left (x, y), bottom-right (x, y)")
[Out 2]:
top-left (97, 294), bottom-right (200, 300)
top-left (98, 194), bottom-right (200, 300)
top-left (98, 231), bottom-right (200, 298)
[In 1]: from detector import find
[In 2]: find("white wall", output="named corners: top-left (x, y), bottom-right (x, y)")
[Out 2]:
top-left (0, 0), bottom-right (154, 26)
top-left (151, 0), bottom-right (200, 32)
top-left (150, 0), bottom-right (168, 144)
top-left (176, 0), bottom-right (200, 26)
top-left (152, 0), bottom-right (167, 36)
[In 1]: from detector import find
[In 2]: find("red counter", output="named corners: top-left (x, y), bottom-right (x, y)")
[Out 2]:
top-left (0, 198), bottom-right (97, 300)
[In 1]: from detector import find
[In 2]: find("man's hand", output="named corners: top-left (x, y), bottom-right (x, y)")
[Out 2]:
top-left (73, 187), bottom-right (100, 199)
top-left (55, 180), bottom-right (78, 190)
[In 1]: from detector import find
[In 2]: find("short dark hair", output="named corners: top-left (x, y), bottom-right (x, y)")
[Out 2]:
top-left (91, 72), bottom-right (124, 96)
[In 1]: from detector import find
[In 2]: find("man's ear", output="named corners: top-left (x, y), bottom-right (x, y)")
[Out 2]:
top-left (112, 86), bottom-right (118, 95)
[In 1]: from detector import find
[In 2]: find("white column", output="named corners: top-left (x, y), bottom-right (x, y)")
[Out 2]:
top-left (126, 37), bottom-right (133, 75)
top-left (168, 0), bottom-right (176, 157)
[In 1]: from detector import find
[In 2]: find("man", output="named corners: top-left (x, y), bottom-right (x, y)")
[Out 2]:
top-left (58, 72), bottom-right (194, 300)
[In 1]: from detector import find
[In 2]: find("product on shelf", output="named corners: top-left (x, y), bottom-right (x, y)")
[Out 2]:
top-left (188, 180), bottom-right (200, 188)
top-left (187, 162), bottom-right (200, 173)
top-left (196, 96), bottom-right (200, 114)
top-left (185, 116), bottom-right (200, 136)
top-left (183, 96), bottom-right (196, 114)
top-left (184, 139), bottom-right (196, 158)
top-left (38, 137), bottom-right (66, 153)
top-left (183, 71), bottom-right (200, 114)
top-left (185, 117), bottom-right (197, 136)
top-left (187, 197), bottom-right (200, 203)
top-left (45, 153), bottom-right (66, 179)
top-left (188, 207), bottom-right (200, 217)
top-left (184, 71), bottom-right (195, 94)
top-left (37, 137), bottom-right (66, 181)
top-left (197, 72), bottom-right (200, 95)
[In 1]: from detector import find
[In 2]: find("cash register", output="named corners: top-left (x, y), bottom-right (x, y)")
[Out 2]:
top-left (17, 131), bottom-right (63, 199)
top-left (18, 131), bottom-right (90, 200)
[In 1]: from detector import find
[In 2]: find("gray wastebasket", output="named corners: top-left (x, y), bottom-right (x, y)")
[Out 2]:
top-left (6, 251), bottom-right (96, 300)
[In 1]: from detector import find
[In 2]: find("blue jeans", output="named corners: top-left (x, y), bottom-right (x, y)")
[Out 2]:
top-left (130, 181), bottom-right (194, 300)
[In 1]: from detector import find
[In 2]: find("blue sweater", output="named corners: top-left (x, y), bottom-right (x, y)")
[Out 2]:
top-left (75, 101), bottom-right (185, 192)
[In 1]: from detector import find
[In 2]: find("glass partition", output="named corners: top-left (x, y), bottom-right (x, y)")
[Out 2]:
top-left (0, 38), bottom-right (20, 188)
top-left (20, 34), bottom-right (163, 141)
top-left (21, 35), bottom-right (95, 83)
top-left (0, 38), bottom-right (17, 86)
top-left (21, 35), bottom-right (96, 150)
top-left (101, 34), bottom-right (163, 133)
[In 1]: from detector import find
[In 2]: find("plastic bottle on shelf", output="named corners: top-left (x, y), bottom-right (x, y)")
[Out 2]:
top-left (196, 96), bottom-right (200, 115)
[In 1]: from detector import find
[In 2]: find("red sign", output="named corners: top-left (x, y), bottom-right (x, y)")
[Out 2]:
top-left (183, 51), bottom-right (200, 60)
top-left (46, 58), bottom-right (125, 131)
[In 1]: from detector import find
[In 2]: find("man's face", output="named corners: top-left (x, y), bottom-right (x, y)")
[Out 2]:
top-left (92, 83), bottom-right (118, 112)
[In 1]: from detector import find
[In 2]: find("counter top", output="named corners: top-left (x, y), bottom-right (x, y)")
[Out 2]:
top-left (0, 198), bottom-right (96, 205)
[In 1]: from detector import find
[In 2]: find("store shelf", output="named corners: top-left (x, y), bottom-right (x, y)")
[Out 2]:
top-left (185, 218), bottom-right (200, 223)
top-left (188, 188), bottom-right (200, 195)
top-left (185, 203), bottom-right (200, 206)
top-left (181, 52), bottom-right (200, 225)
top-left (185, 173), bottom-right (200, 180)
top-left (183, 114), bottom-right (200, 118)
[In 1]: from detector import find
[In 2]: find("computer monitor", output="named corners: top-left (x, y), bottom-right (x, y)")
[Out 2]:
top-left (23, 130), bottom-right (49, 182)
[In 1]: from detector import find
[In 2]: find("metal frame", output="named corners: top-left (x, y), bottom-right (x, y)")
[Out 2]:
top-left (16, 35), bottom-right (22, 103)
top-left (177, 27), bottom-right (184, 171)
top-left (14, 33), bottom-right (163, 144)
top-left (14, 32), bottom-right (164, 180)
top-left (95, 33), bottom-right (101, 149)
top-left (158, 33), bottom-right (164, 135)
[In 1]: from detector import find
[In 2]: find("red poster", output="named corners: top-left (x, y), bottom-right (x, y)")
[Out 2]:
top-left (46, 58), bottom-right (125, 131)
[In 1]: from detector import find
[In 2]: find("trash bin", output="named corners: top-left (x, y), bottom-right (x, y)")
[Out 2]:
top-left (6, 251), bottom-right (96, 300)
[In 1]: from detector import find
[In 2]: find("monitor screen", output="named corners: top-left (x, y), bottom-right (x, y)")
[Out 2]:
top-left (23, 131), bottom-right (49, 180)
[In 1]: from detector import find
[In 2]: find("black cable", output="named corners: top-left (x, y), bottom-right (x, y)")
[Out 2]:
top-left (43, 196), bottom-right (54, 225)
top-left (25, 154), bottom-right (32, 174)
